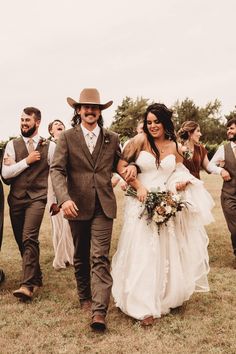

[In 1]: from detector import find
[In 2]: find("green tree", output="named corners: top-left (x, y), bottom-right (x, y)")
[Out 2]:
top-left (225, 106), bottom-right (236, 121)
top-left (110, 96), bottom-right (149, 143)
top-left (172, 98), bottom-right (226, 144)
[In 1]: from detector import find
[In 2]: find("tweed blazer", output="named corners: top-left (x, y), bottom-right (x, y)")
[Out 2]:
top-left (50, 124), bottom-right (120, 220)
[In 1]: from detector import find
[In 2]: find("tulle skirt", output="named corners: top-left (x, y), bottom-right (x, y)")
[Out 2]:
top-left (111, 186), bottom-right (213, 320)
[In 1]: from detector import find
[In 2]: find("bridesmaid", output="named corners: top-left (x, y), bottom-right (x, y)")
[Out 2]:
top-left (177, 121), bottom-right (210, 179)
top-left (47, 120), bottom-right (74, 270)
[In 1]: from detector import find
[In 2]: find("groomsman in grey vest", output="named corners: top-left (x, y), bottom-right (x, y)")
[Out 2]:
top-left (2, 107), bottom-right (55, 299)
top-left (208, 118), bottom-right (236, 268)
top-left (50, 88), bottom-right (136, 331)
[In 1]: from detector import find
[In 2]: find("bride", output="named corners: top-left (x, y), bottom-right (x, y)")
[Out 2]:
top-left (111, 103), bottom-right (214, 326)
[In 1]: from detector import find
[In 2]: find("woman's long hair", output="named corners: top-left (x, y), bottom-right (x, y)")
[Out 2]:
top-left (71, 106), bottom-right (104, 127)
top-left (143, 103), bottom-right (178, 166)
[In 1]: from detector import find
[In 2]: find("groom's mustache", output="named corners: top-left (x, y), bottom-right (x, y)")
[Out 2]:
top-left (85, 113), bottom-right (96, 118)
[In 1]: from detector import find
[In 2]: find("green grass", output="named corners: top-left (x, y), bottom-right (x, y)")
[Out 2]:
top-left (0, 173), bottom-right (236, 354)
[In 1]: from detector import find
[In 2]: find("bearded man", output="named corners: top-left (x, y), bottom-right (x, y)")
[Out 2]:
top-left (1, 107), bottom-right (55, 300)
top-left (208, 118), bottom-right (236, 268)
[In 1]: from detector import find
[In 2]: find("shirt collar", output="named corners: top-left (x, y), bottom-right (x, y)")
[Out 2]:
top-left (80, 124), bottom-right (100, 138)
top-left (230, 141), bottom-right (236, 148)
top-left (22, 134), bottom-right (40, 144)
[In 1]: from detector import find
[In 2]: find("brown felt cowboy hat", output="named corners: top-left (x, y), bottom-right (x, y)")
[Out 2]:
top-left (67, 88), bottom-right (113, 110)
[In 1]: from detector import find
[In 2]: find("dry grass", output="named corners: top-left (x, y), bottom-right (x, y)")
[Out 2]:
top-left (0, 173), bottom-right (236, 354)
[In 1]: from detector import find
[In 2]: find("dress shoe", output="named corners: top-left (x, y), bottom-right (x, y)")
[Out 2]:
top-left (0, 269), bottom-right (5, 283)
top-left (81, 299), bottom-right (92, 311)
top-left (141, 316), bottom-right (154, 327)
top-left (90, 315), bottom-right (106, 331)
top-left (13, 286), bottom-right (33, 301)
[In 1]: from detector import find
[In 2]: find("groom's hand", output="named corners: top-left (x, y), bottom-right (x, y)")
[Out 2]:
top-left (122, 165), bottom-right (137, 182)
top-left (61, 200), bottom-right (79, 218)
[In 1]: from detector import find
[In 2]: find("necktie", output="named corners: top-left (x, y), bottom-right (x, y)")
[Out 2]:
top-left (86, 132), bottom-right (95, 154)
top-left (28, 138), bottom-right (34, 153)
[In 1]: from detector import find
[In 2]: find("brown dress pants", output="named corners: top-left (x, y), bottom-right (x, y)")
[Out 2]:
top-left (8, 195), bottom-right (46, 288)
top-left (69, 199), bottom-right (113, 317)
top-left (221, 192), bottom-right (236, 256)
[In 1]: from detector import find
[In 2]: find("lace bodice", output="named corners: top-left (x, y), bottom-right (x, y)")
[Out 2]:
top-left (136, 151), bottom-right (176, 191)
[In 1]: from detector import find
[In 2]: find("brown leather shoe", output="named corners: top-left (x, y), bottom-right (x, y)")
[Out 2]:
top-left (81, 299), bottom-right (92, 311)
top-left (90, 315), bottom-right (106, 331)
top-left (141, 316), bottom-right (154, 327)
top-left (13, 286), bottom-right (33, 301)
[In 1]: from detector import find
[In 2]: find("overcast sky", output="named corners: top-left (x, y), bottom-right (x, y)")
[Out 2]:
top-left (1, 0), bottom-right (235, 139)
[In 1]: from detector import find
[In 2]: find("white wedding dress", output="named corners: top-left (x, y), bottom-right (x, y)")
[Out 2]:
top-left (47, 176), bottom-right (74, 270)
top-left (111, 151), bottom-right (214, 320)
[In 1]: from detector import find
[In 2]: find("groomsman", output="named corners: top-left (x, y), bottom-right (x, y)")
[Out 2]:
top-left (2, 107), bottom-right (55, 299)
top-left (208, 118), bottom-right (236, 268)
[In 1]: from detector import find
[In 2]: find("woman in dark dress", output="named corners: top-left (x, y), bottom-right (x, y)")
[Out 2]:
top-left (177, 121), bottom-right (210, 179)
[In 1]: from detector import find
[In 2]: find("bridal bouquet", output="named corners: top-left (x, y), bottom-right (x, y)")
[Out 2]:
top-left (126, 186), bottom-right (187, 227)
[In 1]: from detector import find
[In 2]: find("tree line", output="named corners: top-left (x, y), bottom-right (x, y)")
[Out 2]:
top-left (110, 97), bottom-right (236, 158)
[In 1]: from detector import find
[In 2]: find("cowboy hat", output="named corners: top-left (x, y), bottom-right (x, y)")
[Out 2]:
top-left (67, 88), bottom-right (113, 110)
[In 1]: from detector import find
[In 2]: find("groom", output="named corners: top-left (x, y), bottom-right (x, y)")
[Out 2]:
top-left (50, 88), bottom-right (136, 331)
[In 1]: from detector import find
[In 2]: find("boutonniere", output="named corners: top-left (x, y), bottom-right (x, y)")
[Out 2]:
top-left (38, 137), bottom-right (48, 146)
top-left (104, 134), bottom-right (110, 144)
top-left (182, 146), bottom-right (193, 161)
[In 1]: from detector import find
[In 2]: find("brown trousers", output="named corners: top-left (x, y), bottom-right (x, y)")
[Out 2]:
top-left (69, 199), bottom-right (113, 317)
top-left (8, 195), bottom-right (46, 288)
top-left (221, 192), bottom-right (236, 255)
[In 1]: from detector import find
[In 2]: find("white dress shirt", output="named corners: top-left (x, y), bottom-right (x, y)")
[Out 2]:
top-left (208, 141), bottom-right (236, 175)
top-left (1, 134), bottom-right (56, 179)
top-left (80, 124), bottom-right (101, 149)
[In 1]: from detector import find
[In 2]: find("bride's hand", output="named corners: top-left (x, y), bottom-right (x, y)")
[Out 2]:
top-left (176, 181), bottom-right (190, 191)
top-left (137, 186), bottom-right (148, 203)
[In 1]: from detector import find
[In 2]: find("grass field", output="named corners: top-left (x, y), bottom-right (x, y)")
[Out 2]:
top-left (0, 173), bottom-right (236, 354)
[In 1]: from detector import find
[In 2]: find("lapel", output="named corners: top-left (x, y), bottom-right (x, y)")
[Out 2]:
top-left (94, 128), bottom-right (108, 169)
top-left (75, 125), bottom-right (95, 167)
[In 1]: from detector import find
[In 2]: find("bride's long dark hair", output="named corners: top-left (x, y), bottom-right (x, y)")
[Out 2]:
top-left (143, 103), bottom-right (179, 166)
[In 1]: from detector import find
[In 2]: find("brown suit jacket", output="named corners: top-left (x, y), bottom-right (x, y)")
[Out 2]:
top-left (50, 125), bottom-right (120, 220)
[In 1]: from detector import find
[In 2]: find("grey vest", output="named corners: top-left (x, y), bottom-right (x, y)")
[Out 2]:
top-left (222, 143), bottom-right (236, 195)
top-left (9, 137), bottom-right (49, 199)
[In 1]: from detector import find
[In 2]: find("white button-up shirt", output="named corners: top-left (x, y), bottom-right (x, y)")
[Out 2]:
top-left (80, 123), bottom-right (101, 148)
top-left (208, 141), bottom-right (236, 175)
top-left (1, 134), bottom-right (56, 179)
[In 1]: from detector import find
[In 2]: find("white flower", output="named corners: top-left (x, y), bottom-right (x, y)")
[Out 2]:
top-left (172, 194), bottom-right (181, 203)
top-left (165, 206), bottom-right (172, 214)
top-left (153, 212), bottom-right (165, 223)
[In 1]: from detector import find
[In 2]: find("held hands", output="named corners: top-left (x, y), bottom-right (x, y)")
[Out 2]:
top-left (220, 168), bottom-right (231, 181)
top-left (122, 165), bottom-right (137, 182)
top-left (176, 181), bottom-right (190, 191)
top-left (26, 151), bottom-right (41, 165)
top-left (61, 200), bottom-right (79, 218)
